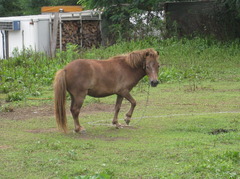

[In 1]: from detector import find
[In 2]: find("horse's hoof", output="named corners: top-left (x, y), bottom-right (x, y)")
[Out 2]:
top-left (115, 123), bottom-right (123, 129)
top-left (124, 119), bottom-right (131, 125)
top-left (73, 127), bottom-right (86, 134)
top-left (79, 127), bottom-right (86, 134)
top-left (73, 130), bottom-right (78, 133)
top-left (73, 130), bottom-right (86, 134)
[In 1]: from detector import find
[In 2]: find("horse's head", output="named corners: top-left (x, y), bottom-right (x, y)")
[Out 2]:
top-left (144, 49), bottom-right (160, 87)
top-left (126, 48), bottom-right (160, 87)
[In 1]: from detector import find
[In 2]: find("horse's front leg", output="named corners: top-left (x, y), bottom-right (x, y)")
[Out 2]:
top-left (123, 92), bottom-right (136, 125)
top-left (112, 95), bottom-right (123, 128)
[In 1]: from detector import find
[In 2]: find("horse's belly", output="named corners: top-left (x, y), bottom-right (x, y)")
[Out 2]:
top-left (87, 86), bottom-right (116, 97)
top-left (87, 89), bottom-right (114, 98)
top-left (87, 78), bottom-right (120, 97)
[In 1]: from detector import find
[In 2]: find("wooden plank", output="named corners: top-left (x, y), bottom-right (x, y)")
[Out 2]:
top-left (50, 13), bottom-right (59, 58)
top-left (41, 6), bottom-right (83, 13)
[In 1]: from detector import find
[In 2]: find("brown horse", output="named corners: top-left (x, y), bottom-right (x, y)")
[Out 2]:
top-left (54, 48), bottom-right (160, 133)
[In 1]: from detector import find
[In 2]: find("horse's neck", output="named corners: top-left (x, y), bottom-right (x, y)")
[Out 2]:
top-left (118, 58), bottom-right (146, 87)
top-left (129, 67), bottom-right (146, 85)
top-left (136, 67), bottom-right (146, 80)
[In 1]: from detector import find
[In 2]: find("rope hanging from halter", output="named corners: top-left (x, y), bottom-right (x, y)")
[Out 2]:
top-left (130, 84), bottom-right (150, 126)
top-left (87, 84), bottom-right (151, 127)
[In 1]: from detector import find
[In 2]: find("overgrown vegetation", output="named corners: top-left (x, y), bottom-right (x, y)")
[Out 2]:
top-left (1, 37), bottom-right (239, 103)
top-left (0, 44), bottom-right (80, 103)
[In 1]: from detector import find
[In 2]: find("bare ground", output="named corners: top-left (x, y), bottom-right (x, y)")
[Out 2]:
top-left (0, 102), bottom-right (123, 140)
top-left (0, 102), bottom-right (135, 134)
top-left (0, 102), bottom-right (115, 121)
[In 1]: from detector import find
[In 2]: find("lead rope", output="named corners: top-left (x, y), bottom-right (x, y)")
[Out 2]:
top-left (130, 84), bottom-right (150, 126)
top-left (87, 84), bottom-right (151, 127)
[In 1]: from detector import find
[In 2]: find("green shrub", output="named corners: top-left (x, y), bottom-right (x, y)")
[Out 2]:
top-left (0, 38), bottom-right (240, 103)
top-left (6, 92), bottom-right (25, 102)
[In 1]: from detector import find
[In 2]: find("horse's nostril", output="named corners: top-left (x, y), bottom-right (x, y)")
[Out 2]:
top-left (150, 80), bottom-right (159, 87)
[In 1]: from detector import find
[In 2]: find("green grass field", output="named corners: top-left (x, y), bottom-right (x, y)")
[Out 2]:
top-left (0, 38), bottom-right (240, 178)
top-left (1, 82), bottom-right (240, 178)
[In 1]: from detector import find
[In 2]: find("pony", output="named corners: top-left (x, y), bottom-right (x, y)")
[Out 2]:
top-left (54, 48), bottom-right (160, 133)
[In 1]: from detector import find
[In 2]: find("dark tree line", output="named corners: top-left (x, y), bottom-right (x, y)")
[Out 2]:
top-left (78, 0), bottom-right (240, 41)
top-left (0, 0), bottom-right (79, 17)
top-left (1, 0), bottom-right (239, 41)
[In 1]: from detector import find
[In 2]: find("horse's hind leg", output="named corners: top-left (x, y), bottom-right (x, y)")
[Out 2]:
top-left (113, 95), bottom-right (123, 128)
top-left (70, 91), bottom-right (87, 133)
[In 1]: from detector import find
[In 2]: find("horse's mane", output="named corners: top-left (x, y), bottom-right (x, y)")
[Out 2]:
top-left (125, 48), bottom-right (158, 68)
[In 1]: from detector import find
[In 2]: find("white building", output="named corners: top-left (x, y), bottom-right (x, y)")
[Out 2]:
top-left (0, 10), bottom-right (101, 59)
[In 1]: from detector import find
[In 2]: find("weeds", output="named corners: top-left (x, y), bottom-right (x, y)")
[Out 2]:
top-left (6, 92), bottom-right (25, 102)
top-left (0, 38), bottom-right (240, 103)
top-left (194, 151), bottom-right (240, 178)
top-left (74, 172), bottom-right (113, 179)
top-left (0, 44), bottom-right (81, 102)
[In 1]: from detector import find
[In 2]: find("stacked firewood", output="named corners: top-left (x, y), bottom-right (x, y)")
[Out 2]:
top-left (82, 21), bottom-right (101, 48)
top-left (56, 20), bottom-right (101, 50)
top-left (57, 21), bottom-right (81, 50)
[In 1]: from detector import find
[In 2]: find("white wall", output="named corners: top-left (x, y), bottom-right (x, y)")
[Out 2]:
top-left (0, 15), bottom-right (51, 59)
top-left (37, 20), bottom-right (51, 55)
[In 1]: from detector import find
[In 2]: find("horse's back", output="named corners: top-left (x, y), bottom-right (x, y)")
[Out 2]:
top-left (64, 58), bottom-right (127, 97)
top-left (65, 58), bottom-right (121, 80)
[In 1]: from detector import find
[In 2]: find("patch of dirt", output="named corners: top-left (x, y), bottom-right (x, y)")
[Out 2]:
top-left (0, 102), bottom-right (134, 136)
top-left (209, 128), bottom-right (237, 135)
top-left (25, 128), bottom-right (58, 133)
top-left (0, 103), bottom-right (114, 121)
top-left (78, 134), bottom-right (130, 141)
top-left (82, 103), bottom-right (114, 114)
top-left (215, 89), bottom-right (240, 92)
top-left (0, 145), bottom-right (11, 149)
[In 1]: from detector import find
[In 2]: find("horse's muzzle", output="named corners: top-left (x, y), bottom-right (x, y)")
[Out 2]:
top-left (150, 80), bottom-right (159, 87)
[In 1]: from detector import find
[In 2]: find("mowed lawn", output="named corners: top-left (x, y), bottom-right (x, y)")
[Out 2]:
top-left (1, 81), bottom-right (239, 178)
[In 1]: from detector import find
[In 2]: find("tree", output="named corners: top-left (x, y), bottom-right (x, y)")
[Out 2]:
top-left (19, 0), bottom-right (79, 15)
top-left (0, 0), bottom-right (22, 17)
top-left (215, 0), bottom-right (240, 39)
top-left (78, 0), bottom-right (164, 43)
top-left (18, 0), bottom-right (51, 15)
top-left (78, 0), bottom-right (240, 41)
top-left (0, 0), bottom-right (79, 16)
top-left (219, 0), bottom-right (240, 19)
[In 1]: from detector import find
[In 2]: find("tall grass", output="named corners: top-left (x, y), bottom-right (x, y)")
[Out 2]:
top-left (82, 37), bottom-right (240, 83)
top-left (0, 37), bottom-right (240, 102)
top-left (0, 44), bottom-right (80, 102)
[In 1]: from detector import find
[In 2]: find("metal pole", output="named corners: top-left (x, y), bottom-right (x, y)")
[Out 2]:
top-left (49, 14), bottom-right (52, 57)
top-left (5, 31), bottom-right (9, 59)
top-left (1, 30), bottom-right (5, 59)
top-left (22, 30), bottom-right (24, 50)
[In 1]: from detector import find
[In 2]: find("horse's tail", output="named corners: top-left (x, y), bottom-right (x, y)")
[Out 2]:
top-left (54, 69), bottom-right (67, 133)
